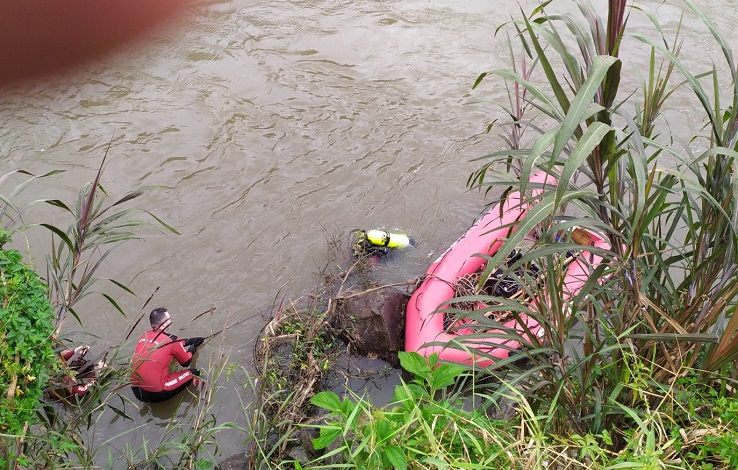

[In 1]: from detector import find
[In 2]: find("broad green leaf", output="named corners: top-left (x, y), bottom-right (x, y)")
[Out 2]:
top-left (392, 382), bottom-right (428, 407)
top-left (384, 445), bottom-right (408, 470)
top-left (375, 419), bottom-right (393, 442)
top-left (398, 351), bottom-right (430, 378)
top-left (311, 426), bottom-right (342, 450)
top-left (429, 363), bottom-right (467, 390)
top-left (310, 391), bottom-right (343, 413)
top-left (520, 128), bottom-right (559, 195)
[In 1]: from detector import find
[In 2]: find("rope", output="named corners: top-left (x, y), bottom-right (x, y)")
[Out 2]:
top-left (453, 272), bottom-right (487, 310)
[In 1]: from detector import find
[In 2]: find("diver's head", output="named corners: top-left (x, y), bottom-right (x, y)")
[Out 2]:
top-left (150, 307), bottom-right (172, 331)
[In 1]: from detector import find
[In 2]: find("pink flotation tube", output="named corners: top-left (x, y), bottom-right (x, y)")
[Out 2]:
top-left (405, 171), bottom-right (610, 366)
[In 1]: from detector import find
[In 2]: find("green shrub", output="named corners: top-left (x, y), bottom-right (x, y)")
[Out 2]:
top-left (307, 352), bottom-right (516, 469)
top-left (0, 234), bottom-right (57, 436)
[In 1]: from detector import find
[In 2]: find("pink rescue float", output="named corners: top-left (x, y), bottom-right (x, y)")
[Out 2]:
top-left (404, 171), bottom-right (610, 366)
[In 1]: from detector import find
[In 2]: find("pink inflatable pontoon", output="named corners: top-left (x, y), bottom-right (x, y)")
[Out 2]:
top-left (405, 171), bottom-right (610, 366)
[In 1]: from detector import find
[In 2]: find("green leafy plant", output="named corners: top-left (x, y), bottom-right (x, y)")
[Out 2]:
top-left (0, 232), bottom-right (57, 465)
top-left (307, 352), bottom-right (515, 469)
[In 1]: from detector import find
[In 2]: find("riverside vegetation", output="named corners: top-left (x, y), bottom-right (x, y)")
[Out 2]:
top-left (3, 0), bottom-right (738, 468)
top-left (246, 0), bottom-right (738, 467)
top-left (0, 156), bottom-right (238, 468)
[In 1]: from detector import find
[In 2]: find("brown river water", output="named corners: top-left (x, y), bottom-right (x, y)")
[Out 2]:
top-left (1, 0), bottom-right (736, 464)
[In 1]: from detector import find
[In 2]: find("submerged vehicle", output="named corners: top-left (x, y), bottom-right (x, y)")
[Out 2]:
top-left (404, 171), bottom-right (610, 366)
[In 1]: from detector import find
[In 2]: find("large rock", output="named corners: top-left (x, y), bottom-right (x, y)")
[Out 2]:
top-left (333, 287), bottom-right (409, 368)
top-left (216, 453), bottom-right (249, 469)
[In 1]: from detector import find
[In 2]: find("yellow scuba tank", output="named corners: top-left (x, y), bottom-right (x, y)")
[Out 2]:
top-left (351, 228), bottom-right (414, 257)
top-left (365, 229), bottom-right (413, 248)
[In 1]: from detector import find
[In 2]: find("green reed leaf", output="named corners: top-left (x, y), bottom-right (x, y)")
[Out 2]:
top-left (550, 55), bottom-right (618, 166)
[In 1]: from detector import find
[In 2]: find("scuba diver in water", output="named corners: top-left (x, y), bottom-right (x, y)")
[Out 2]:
top-left (47, 345), bottom-right (107, 400)
top-left (130, 307), bottom-right (205, 403)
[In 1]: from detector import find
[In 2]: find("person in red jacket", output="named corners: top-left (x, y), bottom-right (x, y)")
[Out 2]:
top-left (131, 307), bottom-right (205, 403)
top-left (47, 345), bottom-right (107, 400)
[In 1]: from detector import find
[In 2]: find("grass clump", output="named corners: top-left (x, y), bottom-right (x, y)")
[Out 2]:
top-left (244, 231), bottom-right (364, 468)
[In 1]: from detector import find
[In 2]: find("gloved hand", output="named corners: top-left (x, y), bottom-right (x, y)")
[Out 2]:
top-left (183, 337), bottom-right (205, 353)
top-left (184, 337), bottom-right (205, 347)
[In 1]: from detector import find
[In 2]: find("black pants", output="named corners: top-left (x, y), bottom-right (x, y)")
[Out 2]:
top-left (131, 375), bottom-right (195, 403)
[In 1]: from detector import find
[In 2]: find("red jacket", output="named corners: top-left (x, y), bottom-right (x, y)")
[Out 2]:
top-left (131, 330), bottom-right (193, 392)
top-left (48, 348), bottom-right (96, 399)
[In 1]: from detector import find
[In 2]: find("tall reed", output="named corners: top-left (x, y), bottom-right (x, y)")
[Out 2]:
top-left (463, 0), bottom-right (738, 442)
top-left (43, 148), bottom-right (179, 336)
